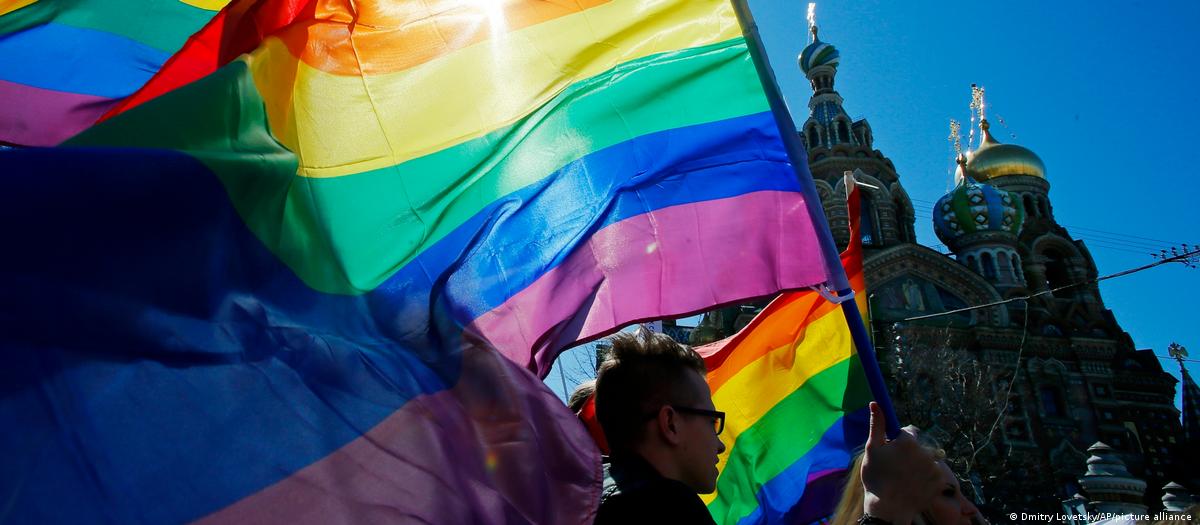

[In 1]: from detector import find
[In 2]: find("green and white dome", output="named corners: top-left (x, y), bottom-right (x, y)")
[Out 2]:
top-left (799, 27), bottom-right (840, 74)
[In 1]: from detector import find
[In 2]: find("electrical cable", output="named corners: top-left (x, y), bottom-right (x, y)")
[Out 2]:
top-left (899, 248), bottom-right (1200, 322)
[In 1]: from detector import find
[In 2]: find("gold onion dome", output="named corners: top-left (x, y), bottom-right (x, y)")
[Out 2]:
top-left (965, 120), bottom-right (1046, 180)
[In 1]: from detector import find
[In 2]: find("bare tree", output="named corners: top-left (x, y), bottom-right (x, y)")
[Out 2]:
top-left (553, 340), bottom-right (605, 401)
top-left (885, 327), bottom-right (1012, 505)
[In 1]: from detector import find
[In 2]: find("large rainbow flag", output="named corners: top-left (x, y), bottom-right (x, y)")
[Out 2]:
top-left (699, 180), bottom-right (873, 524)
top-left (0, 0), bottom-right (837, 522)
top-left (0, 0), bottom-right (230, 146)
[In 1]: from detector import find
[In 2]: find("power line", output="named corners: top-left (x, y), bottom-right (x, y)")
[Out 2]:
top-left (1080, 243), bottom-right (1161, 256)
top-left (907, 197), bottom-right (1192, 248)
top-left (976, 295), bottom-right (1029, 465)
top-left (1156, 355), bottom-right (1200, 364)
top-left (1060, 224), bottom-right (1185, 246)
top-left (904, 202), bottom-right (1191, 255)
top-left (1060, 231), bottom-right (1177, 248)
top-left (880, 198), bottom-right (1195, 262)
top-left (899, 247), bottom-right (1200, 322)
top-left (1078, 240), bottom-right (1173, 255)
top-left (905, 206), bottom-right (1177, 255)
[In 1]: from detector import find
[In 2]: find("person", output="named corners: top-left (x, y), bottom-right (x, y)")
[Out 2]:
top-left (592, 329), bottom-right (961, 525)
top-left (568, 379), bottom-right (596, 413)
top-left (568, 379), bottom-right (610, 455)
top-left (593, 329), bottom-right (724, 524)
top-left (831, 416), bottom-right (985, 525)
top-left (829, 453), bottom-right (867, 525)
top-left (922, 461), bottom-right (985, 525)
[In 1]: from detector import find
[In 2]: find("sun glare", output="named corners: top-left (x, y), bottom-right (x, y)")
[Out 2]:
top-left (468, 0), bottom-right (508, 34)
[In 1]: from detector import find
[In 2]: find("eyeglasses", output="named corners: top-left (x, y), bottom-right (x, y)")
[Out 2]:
top-left (671, 406), bottom-right (726, 436)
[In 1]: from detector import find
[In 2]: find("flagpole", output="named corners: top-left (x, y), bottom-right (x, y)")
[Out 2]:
top-left (729, 0), bottom-right (901, 438)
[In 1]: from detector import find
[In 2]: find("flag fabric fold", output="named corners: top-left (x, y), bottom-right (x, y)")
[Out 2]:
top-left (699, 181), bottom-right (872, 525)
top-left (1, 0), bottom-right (836, 522)
top-left (0, 0), bottom-right (230, 146)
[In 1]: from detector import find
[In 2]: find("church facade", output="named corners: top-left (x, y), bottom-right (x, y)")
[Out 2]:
top-left (672, 26), bottom-right (1188, 517)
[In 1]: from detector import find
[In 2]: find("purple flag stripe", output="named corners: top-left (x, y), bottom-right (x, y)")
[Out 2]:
top-left (468, 190), bottom-right (827, 376)
top-left (0, 79), bottom-right (117, 146)
top-left (194, 346), bottom-right (602, 524)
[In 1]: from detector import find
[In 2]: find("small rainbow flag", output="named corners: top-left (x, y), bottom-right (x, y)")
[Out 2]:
top-left (699, 180), bottom-right (872, 524)
top-left (0, 0), bottom-right (837, 522)
top-left (0, 0), bottom-right (229, 146)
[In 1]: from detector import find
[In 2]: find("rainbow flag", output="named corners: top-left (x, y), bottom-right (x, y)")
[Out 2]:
top-left (0, 0), bottom-right (835, 522)
top-left (0, 0), bottom-right (229, 146)
top-left (699, 181), bottom-right (872, 524)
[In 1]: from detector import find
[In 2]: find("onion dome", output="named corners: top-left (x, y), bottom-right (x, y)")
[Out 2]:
top-left (799, 26), bottom-right (840, 74)
top-left (1083, 442), bottom-right (1136, 477)
top-left (1162, 482), bottom-right (1195, 512)
top-left (965, 119), bottom-right (1046, 180)
top-left (1078, 442), bottom-right (1149, 516)
top-left (933, 165), bottom-right (1024, 249)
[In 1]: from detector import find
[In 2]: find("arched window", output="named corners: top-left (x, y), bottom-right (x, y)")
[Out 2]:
top-left (1039, 386), bottom-right (1065, 417)
top-left (894, 196), bottom-right (912, 243)
top-left (807, 126), bottom-right (820, 150)
top-left (997, 252), bottom-right (1012, 283)
top-left (1043, 249), bottom-right (1072, 296)
top-left (1023, 194), bottom-right (1036, 217)
top-left (981, 252), bottom-right (997, 280)
top-left (966, 255), bottom-right (978, 274)
top-left (860, 194), bottom-right (881, 246)
top-left (1037, 196), bottom-right (1050, 217)
top-left (838, 121), bottom-right (850, 143)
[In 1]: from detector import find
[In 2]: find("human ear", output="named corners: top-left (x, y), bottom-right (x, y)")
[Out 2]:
top-left (659, 406), bottom-right (682, 445)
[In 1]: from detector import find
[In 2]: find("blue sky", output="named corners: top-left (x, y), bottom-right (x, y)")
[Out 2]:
top-left (549, 1), bottom-right (1198, 414)
top-left (752, 0), bottom-right (1199, 412)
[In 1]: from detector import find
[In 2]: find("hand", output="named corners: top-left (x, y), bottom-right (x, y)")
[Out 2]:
top-left (859, 402), bottom-right (941, 525)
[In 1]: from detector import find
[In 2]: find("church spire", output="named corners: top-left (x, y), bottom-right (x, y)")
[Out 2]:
top-left (949, 119), bottom-right (968, 186)
top-left (1170, 342), bottom-right (1200, 448)
top-left (807, 2), bottom-right (817, 44)
top-left (798, 18), bottom-right (854, 150)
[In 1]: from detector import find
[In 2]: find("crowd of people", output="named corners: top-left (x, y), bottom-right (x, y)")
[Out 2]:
top-left (570, 329), bottom-right (1194, 525)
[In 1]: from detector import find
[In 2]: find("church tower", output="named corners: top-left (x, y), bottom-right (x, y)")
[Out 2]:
top-left (797, 25), bottom-right (916, 251)
top-left (956, 103), bottom-right (1121, 338)
top-left (670, 16), bottom-right (1191, 515)
top-left (933, 154), bottom-right (1027, 292)
top-left (687, 23), bottom-right (924, 344)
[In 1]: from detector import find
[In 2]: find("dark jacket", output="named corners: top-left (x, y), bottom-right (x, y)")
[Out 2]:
top-left (595, 454), bottom-right (717, 525)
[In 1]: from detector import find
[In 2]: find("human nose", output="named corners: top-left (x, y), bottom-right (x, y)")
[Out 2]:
top-left (961, 495), bottom-right (979, 516)
top-left (716, 436), bottom-right (727, 454)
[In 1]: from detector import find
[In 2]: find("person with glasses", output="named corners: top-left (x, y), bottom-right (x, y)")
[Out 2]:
top-left (593, 329), bottom-right (726, 525)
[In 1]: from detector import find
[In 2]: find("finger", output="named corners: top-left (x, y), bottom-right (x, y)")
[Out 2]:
top-left (866, 401), bottom-right (885, 448)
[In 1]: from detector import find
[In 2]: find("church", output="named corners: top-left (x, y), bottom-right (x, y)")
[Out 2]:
top-left (670, 24), bottom-right (1192, 517)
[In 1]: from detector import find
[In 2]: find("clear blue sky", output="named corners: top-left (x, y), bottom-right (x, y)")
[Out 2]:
top-left (752, 0), bottom-right (1199, 412)
top-left (549, 1), bottom-right (1199, 415)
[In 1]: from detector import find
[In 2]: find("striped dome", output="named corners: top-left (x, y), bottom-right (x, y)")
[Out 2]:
top-left (799, 37), bottom-right (840, 74)
top-left (932, 179), bottom-right (1024, 248)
